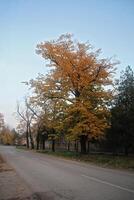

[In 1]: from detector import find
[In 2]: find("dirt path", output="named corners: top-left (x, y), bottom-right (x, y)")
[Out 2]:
top-left (0, 154), bottom-right (38, 200)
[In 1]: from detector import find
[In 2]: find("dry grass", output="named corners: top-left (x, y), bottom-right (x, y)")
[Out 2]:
top-left (0, 154), bottom-right (13, 172)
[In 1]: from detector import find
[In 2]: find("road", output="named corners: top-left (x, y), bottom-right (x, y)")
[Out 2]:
top-left (0, 146), bottom-right (134, 200)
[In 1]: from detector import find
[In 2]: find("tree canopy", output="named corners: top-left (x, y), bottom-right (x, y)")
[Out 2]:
top-left (28, 34), bottom-right (117, 153)
top-left (107, 66), bottom-right (134, 155)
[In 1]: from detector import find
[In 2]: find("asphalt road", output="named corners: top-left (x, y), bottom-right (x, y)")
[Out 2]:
top-left (0, 146), bottom-right (134, 200)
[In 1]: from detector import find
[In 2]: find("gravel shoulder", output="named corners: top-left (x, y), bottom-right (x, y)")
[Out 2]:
top-left (0, 154), bottom-right (38, 200)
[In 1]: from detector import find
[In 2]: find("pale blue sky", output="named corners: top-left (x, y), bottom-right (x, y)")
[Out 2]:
top-left (0, 0), bottom-right (134, 127)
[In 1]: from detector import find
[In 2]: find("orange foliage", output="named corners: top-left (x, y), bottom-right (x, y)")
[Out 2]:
top-left (29, 34), bottom-right (117, 141)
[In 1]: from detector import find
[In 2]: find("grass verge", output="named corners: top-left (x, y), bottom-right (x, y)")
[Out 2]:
top-left (16, 146), bottom-right (134, 170)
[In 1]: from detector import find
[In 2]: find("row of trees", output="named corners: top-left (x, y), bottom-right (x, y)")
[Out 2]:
top-left (105, 66), bottom-right (134, 155)
top-left (17, 34), bottom-right (134, 155)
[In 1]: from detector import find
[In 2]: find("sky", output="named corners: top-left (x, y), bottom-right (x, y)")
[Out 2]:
top-left (0, 0), bottom-right (134, 128)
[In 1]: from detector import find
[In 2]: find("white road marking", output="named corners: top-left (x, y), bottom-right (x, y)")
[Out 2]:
top-left (82, 174), bottom-right (134, 194)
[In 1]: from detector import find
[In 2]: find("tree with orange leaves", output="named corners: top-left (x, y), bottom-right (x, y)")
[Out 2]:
top-left (29, 34), bottom-right (117, 153)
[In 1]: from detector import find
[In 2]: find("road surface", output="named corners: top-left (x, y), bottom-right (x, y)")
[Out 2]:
top-left (0, 146), bottom-right (134, 200)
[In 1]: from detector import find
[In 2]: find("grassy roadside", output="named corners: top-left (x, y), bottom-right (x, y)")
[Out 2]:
top-left (16, 146), bottom-right (134, 171)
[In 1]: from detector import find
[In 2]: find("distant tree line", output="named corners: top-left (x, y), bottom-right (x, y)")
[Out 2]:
top-left (0, 113), bottom-right (18, 145)
top-left (16, 34), bottom-right (134, 155)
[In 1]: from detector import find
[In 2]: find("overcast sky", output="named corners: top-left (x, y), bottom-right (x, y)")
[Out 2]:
top-left (0, 0), bottom-right (134, 128)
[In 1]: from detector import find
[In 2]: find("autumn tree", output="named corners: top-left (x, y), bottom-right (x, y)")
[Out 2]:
top-left (0, 114), bottom-right (17, 145)
top-left (17, 99), bottom-right (35, 149)
top-left (0, 126), bottom-right (14, 145)
top-left (28, 94), bottom-right (66, 152)
top-left (29, 34), bottom-right (117, 153)
top-left (0, 113), bottom-right (5, 144)
top-left (0, 113), bottom-right (5, 131)
top-left (25, 103), bottom-right (48, 150)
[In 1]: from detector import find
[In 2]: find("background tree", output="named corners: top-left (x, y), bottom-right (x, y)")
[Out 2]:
top-left (17, 99), bottom-right (35, 149)
top-left (26, 106), bottom-right (48, 151)
top-left (0, 126), bottom-right (14, 145)
top-left (106, 66), bottom-right (134, 155)
top-left (0, 113), bottom-right (17, 145)
top-left (28, 96), bottom-right (65, 152)
top-left (0, 113), bottom-right (5, 132)
top-left (0, 113), bottom-right (5, 144)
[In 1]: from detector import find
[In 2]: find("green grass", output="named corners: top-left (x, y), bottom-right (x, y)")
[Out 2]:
top-left (37, 150), bottom-right (80, 158)
top-left (16, 145), bottom-right (29, 150)
top-left (37, 150), bottom-right (134, 170)
top-left (16, 146), bottom-right (134, 170)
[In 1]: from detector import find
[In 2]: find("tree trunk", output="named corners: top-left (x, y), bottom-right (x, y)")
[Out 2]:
top-left (75, 141), bottom-right (78, 152)
top-left (26, 125), bottom-right (29, 148)
top-left (52, 139), bottom-right (55, 152)
top-left (42, 138), bottom-right (45, 150)
top-left (74, 141), bottom-right (77, 151)
top-left (80, 135), bottom-right (87, 154)
top-left (87, 141), bottom-right (90, 153)
top-left (124, 146), bottom-right (129, 156)
top-left (36, 132), bottom-right (40, 150)
top-left (77, 141), bottom-right (79, 152)
top-left (29, 125), bottom-right (34, 149)
top-left (67, 142), bottom-right (70, 151)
